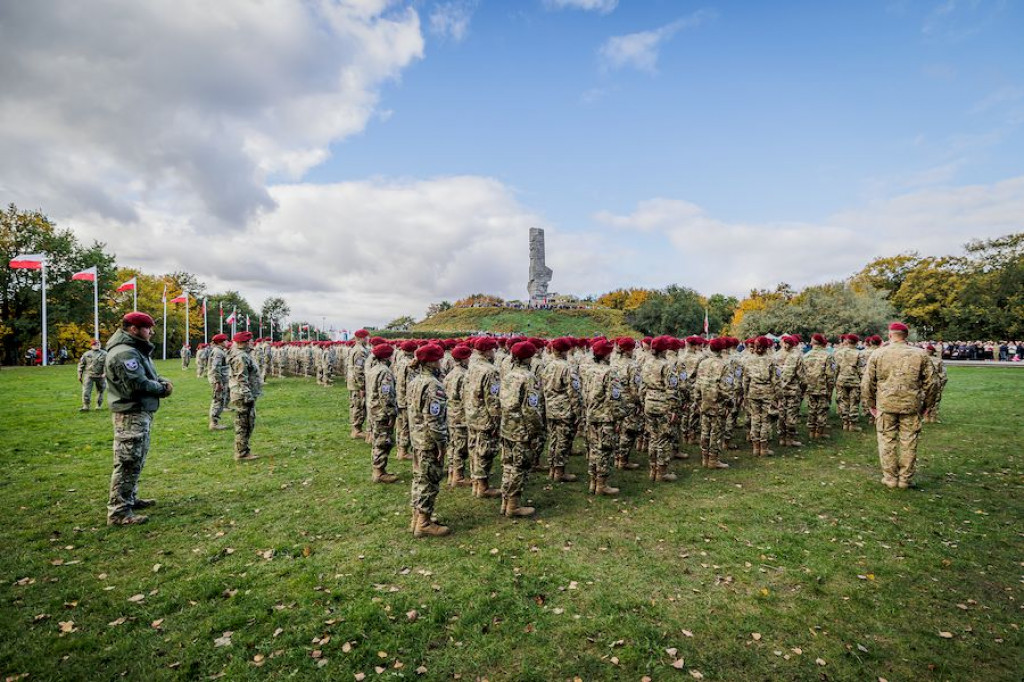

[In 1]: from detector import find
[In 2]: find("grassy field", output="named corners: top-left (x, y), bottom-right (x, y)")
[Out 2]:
top-left (0, 363), bottom-right (1021, 681)
top-left (411, 307), bottom-right (636, 337)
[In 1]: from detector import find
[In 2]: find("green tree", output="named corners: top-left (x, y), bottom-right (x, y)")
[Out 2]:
top-left (260, 297), bottom-right (291, 340)
top-left (735, 281), bottom-right (896, 340)
top-left (706, 293), bottom-right (739, 335)
top-left (385, 315), bottom-right (415, 331)
top-left (626, 285), bottom-right (705, 336)
top-left (857, 253), bottom-right (922, 299)
top-left (888, 257), bottom-right (967, 339)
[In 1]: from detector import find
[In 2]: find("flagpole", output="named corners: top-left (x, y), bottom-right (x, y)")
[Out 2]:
top-left (259, 315), bottom-right (263, 339)
top-left (162, 290), bottom-right (167, 361)
top-left (93, 273), bottom-right (99, 342)
top-left (203, 297), bottom-right (208, 344)
top-left (219, 302), bottom-right (224, 334)
top-left (184, 292), bottom-right (189, 351)
top-left (133, 285), bottom-right (137, 312)
top-left (41, 260), bottom-right (48, 366)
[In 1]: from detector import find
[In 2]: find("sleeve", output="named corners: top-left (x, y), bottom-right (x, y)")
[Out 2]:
top-left (112, 354), bottom-right (166, 398)
top-left (230, 355), bottom-right (254, 403)
top-left (920, 355), bottom-right (938, 412)
top-left (77, 353), bottom-right (87, 378)
top-left (861, 354), bottom-right (877, 408)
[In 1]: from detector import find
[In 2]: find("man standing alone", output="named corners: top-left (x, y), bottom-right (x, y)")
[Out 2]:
top-left (104, 312), bottom-right (172, 526)
top-left (78, 339), bottom-right (107, 412)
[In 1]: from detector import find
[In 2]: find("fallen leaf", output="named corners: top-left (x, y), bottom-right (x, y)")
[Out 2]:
top-left (377, 651), bottom-right (388, 659)
top-left (374, 666), bottom-right (385, 674)
top-left (938, 631), bottom-right (954, 639)
top-left (354, 674), bottom-right (366, 681)
top-left (33, 614), bottom-right (50, 622)
top-left (302, 546), bottom-right (312, 558)
top-left (489, 548), bottom-right (499, 555)
top-left (610, 656), bottom-right (619, 665)
top-left (552, 608), bottom-right (564, 615)
top-left (214, 632), bottom-right (233, 648)
top-left (816, 658), bottom-right (827, 666)
top-left (568, 581), bottom-right (579, 590)
top-left (406, 610), bottom-right (418, 622)
top-left (791, 647), bottom-right (802, 655)
top-left (127, 594), bottom-right (145, 603)
top-left (58, 620), bottom-right (76, 633)
top-left (856, 643), bottom-right (868, 653)
top-left (222, 588), bottom-right (238, 598)
top-left (252, 654), bottom-right (265, 667)
top-left (151, 619), bottom-right (164, 629)
top-left (311, 650), bottom-right (323, 660)
top-left (642, 677), bottom-right (652, 682)
top-left (108, 617), bottom-right (127, 627)
top-left (342, 642), bottom-right (352, 653)
top-left (152, 564), bottom-right (162, 573)
top-left (50, 559), bottom-right (64, 566)
top-left (690, 672), bottom-right (705, 680)
top-left (273, 628), bottom-right (283, 638)
top-left (682, 629), bottom-right (693, 638)
top-left (672, 658), bottom-right (685, 670)
top-left (416, 666), bottom-right (428, 675)
top-left (751, 632), bottom-right (762, 641)
top-left (393, 661), bottom-right (404, 669)
top-left (666, 647), bottom-right (678, 657)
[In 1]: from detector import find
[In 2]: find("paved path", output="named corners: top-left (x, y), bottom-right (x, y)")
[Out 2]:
top-left (945, 360), bottom-right (1024, 368)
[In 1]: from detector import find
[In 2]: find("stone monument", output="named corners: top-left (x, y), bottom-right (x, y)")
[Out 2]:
top-left (527, 227), bottom-right (553, 303)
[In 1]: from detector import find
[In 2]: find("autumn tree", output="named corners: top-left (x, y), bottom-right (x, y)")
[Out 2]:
top-left (596, 288), bottom-right (654, 311)
top-left (453, 294), bottom-right (502, 308)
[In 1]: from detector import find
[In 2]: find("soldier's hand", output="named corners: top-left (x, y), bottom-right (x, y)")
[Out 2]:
top-left (161, 381), bottom-right (174, 397)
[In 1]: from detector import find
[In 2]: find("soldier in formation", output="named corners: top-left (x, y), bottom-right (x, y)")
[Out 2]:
top-left (228, 331), bottom-right (262, 461)
top-left (77, 338), bottom-right (107, 411)
top-left (366, 342), bottom-right (401, 483)
top-left (180, 344), bottom-right (192, 370)
top-left (207, 333), bottom-right (230, 430)
top-left (407, 343), bottom-right (450, 537)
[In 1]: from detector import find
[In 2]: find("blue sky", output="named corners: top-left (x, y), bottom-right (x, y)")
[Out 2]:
top-left (2, 0), bottom-right (1022, 327)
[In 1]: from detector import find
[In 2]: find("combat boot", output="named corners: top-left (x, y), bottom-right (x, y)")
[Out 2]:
top-left (235, 453), bottom-right (259, 461)
top-left (761, 441), bottom-right (775, 457)
top-left (107, 514), bottom-right (148, 526)
top-left (132, 498), bottom-right (156, 510)
top-left (588, 476), bottom-right (597, 494)
top-left (350, 428), bottom-right (364, 440)
top-left (209, 421), bottom-right (227, 431)
top-left (706, 453), bottom-right (730, 469)
top-left (79, 406), bottom-right (89, 412)
top-left (621, 457), bottom-right (640, 469)
top-left (701, 450), bottom-right (710, 467)
top-left (411, 509), bottom-right (418, 532)
top-left (504, 495), bottom-right (535, 517)
top-left (413, 512), bottom-right (450, 537)
top-left (372, 467), bottom-right (399, 484)
top-left (656, 465), bottom-right (677, 482)
top-left (648, 464), bottom-right (658, 481)
top-left (752, 443), bottom-right (761, 457)
top-left (594, 477), bottom-right (619, 496)
top-left (397, 449), bottom-right (413, 461)
top-left (552, 466), bottom-right (577, 483)
top-left (480, 479), bottom-right (502, 498)
top-left (450, 471), bottom-right (471, 487)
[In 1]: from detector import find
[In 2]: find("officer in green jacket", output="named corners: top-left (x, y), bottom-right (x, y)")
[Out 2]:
top-left (104, 312), bottom-right (173, 526)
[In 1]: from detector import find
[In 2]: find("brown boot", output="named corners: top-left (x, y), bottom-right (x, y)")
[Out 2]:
top-left (707, 453), bottom-right (730, 469)
top-left (504, 495), bottom-right (535, 517)
top-left (499, 497), bottom-right (508, 516)
top-left (209, 422), bottom-right (227, 431)
top-left (107, 514), bottom-right (149, 526)
top-left (656, 465), bottom-right (677, 482)
top-left (235, 453), bottom-right (259, 461)
top-left (471, 479), bottom-right (482, 497)
top-left (552, 466), bottom-right (577, 483)
top-left (648, 465), bottom-right (658, 481)
top-left (761, 441), bottom-right (775, 457)
top-left (372, 467), bottom-right (399, 484)
top-left (396, 449), bottom-right (412, 461)
top-left (350, 428), bottom-right (364, 440)
top-left (411, 509), bottom-right (419, 532)
top-left (701, 450), bottom-right (710, 468)
top-left (450, 471), bottom-right (470, 487)
top-left (480, 479), bottom-right (502, 498)
top-left (752, 443), bottom-right (761, 457)
top-left (621, 457), bottom-right (640, 469)
top-left (413, 512), bottom-right (450, 537)
top-left (594, 477), bottom-right (619, 496)
top-left (589, 476), bottom-right (597, 494)
top-left (789, 438), bottom-right (803, 447)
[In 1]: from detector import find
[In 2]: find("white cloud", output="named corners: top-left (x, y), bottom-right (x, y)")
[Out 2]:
top-left (598, 10), bottom-right (715, 73)
top-left (593, 176), bottom-right (1024, 297)
top-left (429, 0), bottom-right (478, 42)
top-left (545, 0), bottom-right (618, 14)
top-left (0, 0), bottom-right (424, 229)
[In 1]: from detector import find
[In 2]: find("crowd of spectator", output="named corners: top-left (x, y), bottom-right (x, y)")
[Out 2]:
top-left (925, 341), bottom-right (1024, 362)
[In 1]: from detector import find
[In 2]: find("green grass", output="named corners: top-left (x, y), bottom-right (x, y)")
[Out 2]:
top-left (0, 363), bottom-right (1021, 681)
top-left (412, 306), bottom-right (637, 337)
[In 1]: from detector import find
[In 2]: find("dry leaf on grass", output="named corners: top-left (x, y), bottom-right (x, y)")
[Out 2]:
top-left (672, 658), bottom-right (686, 669)
top-left (213, 632), bottom-right (233, 648)
top-left (127, 594), bottom-right (145, 603)
top-left (108, 617), bottom-right (127, 627)
top-left (938, 631), bottom-right (954, 639)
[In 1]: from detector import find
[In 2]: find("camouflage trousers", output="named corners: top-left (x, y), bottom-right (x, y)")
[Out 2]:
top-left (500, 438), bottom-right (534, 500)
top-left (747, 398), bottom-right (773, 443)
top-left (835, 384), bottom-right (859, 424)
top-left (618, 407), bottom-right (642, 459)
top-left (410, 445), bottom-right (444, 514)
top-left (82, 376), bottom-right (105, 408)
top-left (196, 360), bottom-right (205, 378)
top-left (209, 383), bottom-right (228, 423)
top-left (700, 410), bottom-right (726, 457)
top-left (234, 402), bottom-right (256, 458)
top-left (397, 409), bottom-right (411, 453)
top-left (685, 399), bottom-right (701, 441)
top-left (779, 392), bottom-right (802, 440)
top-left (546, 419), bottom-right (575, 468)
top-left (181, 357), bottom-right (190, 369)
top-left (469, 426), bottom-right (500, 481)
top-left (645, 413), bottom-right (675, 467)
top-left (448, 425), bottom-right (469, 477)
top-left (723, 399), bottom-right (739, 444)
top-left (107, 411), bottom-right (153, 520)
top-left (876, 412), bottom-right (921, 485)
top-left (586, 422), bottom-right (617, 478)
top-left (348, 390), bottom-right (366, 431)
top-left (370, 416), bottom-right (396, 470)
top-left (805, 392), bottom-right (830, 431)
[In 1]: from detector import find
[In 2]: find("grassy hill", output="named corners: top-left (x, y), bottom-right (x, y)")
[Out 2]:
top-left (411, 306), bottom-right (637, 337)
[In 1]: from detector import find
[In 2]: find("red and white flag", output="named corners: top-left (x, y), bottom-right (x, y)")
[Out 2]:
top-left (703, 308), bottom-right (709, 336)
top-left (202, 297), bottom-right (207, 315)
top-left (301, 324), bottom-right (310, 331)
top-left (225, 310), bottom-right (237, 324)
top-left (9, 253), bottom-right (45, 269)
top-left (161, 283), bottom-right (167, 303)
top-left (170, 294), bottom-right (187, 304)
top-left (117, 276), bottom-right (137, 292)
top-left (71, 266), bottom-right (97, 281)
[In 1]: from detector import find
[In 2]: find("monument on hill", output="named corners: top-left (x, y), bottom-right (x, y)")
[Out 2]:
top-left (527, 227), bottom-right (553, 304)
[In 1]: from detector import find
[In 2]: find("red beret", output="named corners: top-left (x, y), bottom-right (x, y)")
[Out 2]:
top-left (511, 341), bottom-right (537, 360)
top-left (371, 343), bottom-right (394, 359)
top-left (549, 337), bottom-right (571, 353)
top-left (755, 336), bottom-right (774, 349)
top-left (233, 331), bottom-right (253, 343)
top-left (709, 337), bottom-right (729, 352)
top-left (123, 312), bottom-right (156, 328)
top-left (889, 322), bottom-right (909, 333)
top-left (474, 337), bottom-right (499, 353)
top-left (846, 333), bottom-right (860, 343)
top-left (399, 340), bottom-right (418, 353)
top-left (926, 344), bottom-right (936, 352)
top-left (592, 340), bottom-right (614, 358)
top-left (211, 333), bottom-right (228, 343)
top-left (415, 343), bottom-right (445, 363)
top-left (451, 344), bottom-right (473, 360)
top-left (354, 329), bottom-right (369, 339)
top-left (616, 337), bottom-right (636, 352)
top-left (369, 336), bottom-right (386, 346)
top-left (811, 333), bottom-right (827, 346)
top-left (650, 335), bottom-right (672, 353)
top-left (641, 336), bottom-right (653, 346)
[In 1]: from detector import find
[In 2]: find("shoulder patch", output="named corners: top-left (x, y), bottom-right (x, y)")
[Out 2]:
top-left (490, 382), bottom-right (500, 396)
top-left (428, 401), bottom-right (441, 416)
top-left (527, 393), bottom-right (540, 408)
top-left (571, 377), bottom-right (581, 391)
top-left (611, 386), bottom-right (622, 400)
top-left (124, 359), bottom-right (139, 371)
top-left (668, 374), bottom-right (679, 388)
top-left (381, 384), bottom-right (391, 395)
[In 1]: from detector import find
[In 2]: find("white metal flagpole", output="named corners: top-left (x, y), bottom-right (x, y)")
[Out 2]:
top-left (133, 285), bottom-right (137, 312)
top-left (203, 297), bottom-right (208, 344)
top-left (93, 274), bottom-right (99, 342)
top-left (184, 292), bottom-right (189, 350)
top-left (41, 259), bottom-right (48, 366)
top-left (162, 286), bottom-right (167, 360)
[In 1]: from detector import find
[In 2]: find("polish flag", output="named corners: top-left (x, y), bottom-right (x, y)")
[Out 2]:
top-left (703, 308), bottom-right (709, 336)
top-left (71, 266), bottom-right (97, 281)
top-left (161, 283), bottom-right (167, 303)
top-left (170, 294), bottom-right (187, 304)
top-left (9, 253), bottom-right (45, 269)
top-left (117, 277), bottom-right (137, 292)
top-left (225, 310), bottom-right (237, 324)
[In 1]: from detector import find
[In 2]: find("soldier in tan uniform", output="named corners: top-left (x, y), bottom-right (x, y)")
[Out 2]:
top-left (407, 343), bottom-right (450, 537)
top-left (777, 335), bottom-right (806, 447)
top-left (582, 339), bottom-right (626, 495)
top-left (443, 344), bottom-right (473, 487)
top-left (612, 337), bottom-right (643, 470)
top-left (540, 337), bottom-right (579, 483)
top-left (206, 333), bottom-right (230, 430)
top-left (862, 322), bottom-right (938, 489)
top-left (924, 344), bottom-right (947, 423)
top-left (394, 340), bottom-right (418, 460)
top-left (833, 334), bottom-right (863, 431)
top-left (465, 337), bottom-right (503, 498)
top-left (346, 330), bottom-right (370, 439)
top-left (77, 339), bottom-right (107, 411)
top-left (499, 342), bottom-right (544, 517)
top-left (228, 331), bottom-right (263, 461)
top-left (742, 336), bottom-right (778, 457)
top-left (366, 342), bottom-right (400, 483)
top-left (803, 333), bottom-right (836, 439)
top-left (641, 335), bottom-right (680, 482)
top-left (694, 337), bottom-right (733, 469)
top-left (863, 335), bottom-right (883, 425)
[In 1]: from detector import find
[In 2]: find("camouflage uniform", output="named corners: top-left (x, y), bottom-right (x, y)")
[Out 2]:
top-left (395, 349), bottom-right (415, 458)
top-left (641, 352), bottom-right (680, 479)
top-left (465, 352), bottom-right (502, 494)
top-left (408, 365), bottom-right (448, 520)
top-left (925, 353), bottom-right (947, 422)
top-left (742, 351), bottom-right (777, 455)
top-left (104, 329), bottom-right (169, 523)
top-left (862, 339), bottom-right (937, 487)
top-left (681, 346), bottom-right (705, 443)
top-left (540, 354), bottom-right (579, 479)
top-left (207, 345), bottom-right (229, 427)
top-left (366, 357), bottom-right (398, 477)
top-left (180, 346), bottom-right (191, 370)
top-left (694, 351), bottom-right (732, 468)
top-left (346, 340), bottom-right (369, 435)
top-left (78, 347), bottom-right (107, 410)
top-left (196, 344), bottom-right (210, 379)
top-left (582, 358), bottom-right (625, 491)
top-left (833, 345), bottom-right (862, 429)
top-left (442, 360), bottom-right (470, 484)
top-left (228, 344), bottom-right (263, 460)
top-left (803, 346), bottom-right (836, 437)
top-left (499, 359), bottom-right (544, 510)
top-left (612, 352), bottom-right (643, 468)
top-left (722, 349), bottom-right (744, 449)
top-left (777, 345), bottom-right (806, 445)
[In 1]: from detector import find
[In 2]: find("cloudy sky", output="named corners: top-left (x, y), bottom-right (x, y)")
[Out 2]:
top-left (1, 0), bottom-right (1022, 329)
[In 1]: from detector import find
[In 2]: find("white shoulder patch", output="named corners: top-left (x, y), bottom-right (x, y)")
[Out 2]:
top-left (124, 359), bottom-right (139, 371)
